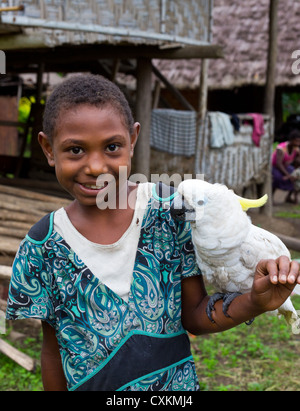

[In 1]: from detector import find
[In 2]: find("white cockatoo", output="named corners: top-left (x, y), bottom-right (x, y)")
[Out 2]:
top-left (171, 179), bottom-right (300, 328)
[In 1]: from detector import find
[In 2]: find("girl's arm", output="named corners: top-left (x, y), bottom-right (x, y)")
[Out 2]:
top-left (41, 321), bottom-right (68, 391)
top-left (181, 257), bottom-right (300, 335)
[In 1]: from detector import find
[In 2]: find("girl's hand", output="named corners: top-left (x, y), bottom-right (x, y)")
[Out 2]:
top-left (250, 257), bottom-right (300, 313)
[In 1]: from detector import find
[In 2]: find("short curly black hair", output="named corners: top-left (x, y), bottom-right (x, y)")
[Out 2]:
top-left (43, 74), bottom-right (135, 141)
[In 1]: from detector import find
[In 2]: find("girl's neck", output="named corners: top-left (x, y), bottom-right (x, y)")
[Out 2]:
top-left (65, 183), bottom-right (138, 245)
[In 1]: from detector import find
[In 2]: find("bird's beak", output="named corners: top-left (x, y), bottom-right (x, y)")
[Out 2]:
top-left (170, 195), bottom-right (196, 222)
top-left (236, 194), bottom-right (268, 211)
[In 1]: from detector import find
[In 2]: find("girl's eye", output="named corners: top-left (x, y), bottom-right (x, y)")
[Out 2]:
top-left (70, 147), bottom-right (83, 155)
top-left (106, 144), bottom-right (120, 153)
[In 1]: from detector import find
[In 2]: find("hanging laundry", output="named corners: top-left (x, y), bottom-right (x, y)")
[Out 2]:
top-left (208, 112), bottom-right (235, 148)
top-left (247, 113), bottom-right (265, 147)
top-left (150, 109), bottom-right (197, 156)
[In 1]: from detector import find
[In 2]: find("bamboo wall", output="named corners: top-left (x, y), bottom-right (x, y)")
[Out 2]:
top-left (196, 115), bottom-right (273, 191)
top-left (5, 0), bottom-right (212, 46)
top-left (0, 97), bottom-right (18, 156)
top-left (150, 114), bottom-right (273, 193)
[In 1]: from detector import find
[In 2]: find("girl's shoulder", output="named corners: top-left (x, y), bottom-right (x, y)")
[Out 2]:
top-left (26, 212), bottom-right (54, 245)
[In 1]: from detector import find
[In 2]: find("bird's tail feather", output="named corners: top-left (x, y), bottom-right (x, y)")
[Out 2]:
top-left (277, 298), bottom-right (299, 328)
top-left (293, 284), bottom-right (300, 296)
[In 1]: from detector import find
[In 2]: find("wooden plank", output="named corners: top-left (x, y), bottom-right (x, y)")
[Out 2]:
top-left (273, 233), bottom-right (300, 252)
top-left (0, 192), bottom-right (63, 213)
top-left (0, 265), bottom-right (11, 280)
top-left (0, 120), bottom-right (27, 128)
top-left (0, 209), bottom-right (41, 225)
top-left (0, 5), bottom-right (24, 12)
top-left (152, 64), bottom-right (195, 111)
top-left (0, 197), bottom-right (45, 216)
top-left (5, 43), bottom-right (224, 63)
top-left (0, 298), bottom-right (7, 312)
top-left (0, 226), bottom-right (27, 240)
top-left (0, 338), bottom-right (36, 372)
top-left (0, 178), bottom-right (70, 199)
top-left (0, 237), bottom-right (20, 256)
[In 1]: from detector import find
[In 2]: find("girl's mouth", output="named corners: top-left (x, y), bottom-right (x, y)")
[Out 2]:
top-left (82, 184), bottom-right (106, 190)
top-left (79, 182), bottom-right (109, 193)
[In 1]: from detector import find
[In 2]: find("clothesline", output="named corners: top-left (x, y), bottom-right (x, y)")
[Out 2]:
top-left (150, 109), bottom-right (266, 156)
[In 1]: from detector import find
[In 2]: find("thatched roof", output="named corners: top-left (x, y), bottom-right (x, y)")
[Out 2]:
top-left (155, 0), bottom-right (300, 90)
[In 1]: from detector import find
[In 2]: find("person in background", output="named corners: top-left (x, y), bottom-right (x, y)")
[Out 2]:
top-left (272, 129), bottom-right (300, 202)
top-left (287, 157), bottom-right (300, 204)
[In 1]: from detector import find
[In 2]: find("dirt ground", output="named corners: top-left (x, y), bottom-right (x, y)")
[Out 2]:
top-left (248, 189), bottom-right (300, 238)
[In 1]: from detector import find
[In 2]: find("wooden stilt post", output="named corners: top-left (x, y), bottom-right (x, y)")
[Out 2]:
top-left (135, 58), bottom-right (152, 180)
top-left (195, 59), bottom-right (209, 176)
top-left (30, 63), bottom-right (48, 171)
top-left (262, 0), bottom-right (279, 217)
top-left (264, 0), bottom-right (279, 117)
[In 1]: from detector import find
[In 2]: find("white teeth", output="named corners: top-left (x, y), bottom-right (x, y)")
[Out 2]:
top-left (83, 184), bottom-right (105, 190)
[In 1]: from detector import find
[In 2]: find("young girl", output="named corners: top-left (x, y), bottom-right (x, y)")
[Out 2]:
top-left (6, 75), bottom-right (300, 391)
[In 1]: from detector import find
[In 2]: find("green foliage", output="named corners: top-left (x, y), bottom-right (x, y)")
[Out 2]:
top-left (0, 329), bottom-right (43, 391)
top-left (18, 97), bottom-right (33, 124)
top-left (275, 204), bottom-right (300, 219)
top-left (282, 93), bottom-right (300, 122)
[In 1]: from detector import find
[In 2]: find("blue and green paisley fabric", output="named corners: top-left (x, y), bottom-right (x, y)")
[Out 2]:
top-left (6, 190), bottom-right (201, 391)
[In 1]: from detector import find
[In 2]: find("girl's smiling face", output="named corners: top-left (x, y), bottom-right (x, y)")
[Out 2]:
top-left (39, 104), bottom-right (139, 208)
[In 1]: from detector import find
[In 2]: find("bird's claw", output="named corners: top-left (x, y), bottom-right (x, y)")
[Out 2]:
top-left (206, 292), bottom-right (242, 323)
top-left (222, 292), bottom-right (242, 318)
top-left (206, 292), bottom-right (226, 323)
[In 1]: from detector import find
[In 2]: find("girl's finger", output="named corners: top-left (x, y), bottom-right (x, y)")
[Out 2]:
top-left (287, 260), bottom-right (300, 284)
top-left (264, 259), bottom-right (280, 284)
top-left (276, 256), bottom-right (291, 284)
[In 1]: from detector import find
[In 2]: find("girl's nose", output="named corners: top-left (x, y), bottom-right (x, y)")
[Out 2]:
top-left (85, 153), bottom-right (108, 176)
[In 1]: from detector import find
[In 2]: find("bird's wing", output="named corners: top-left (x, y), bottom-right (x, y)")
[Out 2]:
top-left (232, 225), bottom-right (290, 293)
top-left (240, 225), bottom-right (290, 269)
top-left (239, 226), bottom-right (299, 323)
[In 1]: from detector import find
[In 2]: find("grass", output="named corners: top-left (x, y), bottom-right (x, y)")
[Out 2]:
top-left (274, 203), bottom-right (300, 219)
top-left (191, 295), bottom-right (300, 391)
top-left (275, 211), bottom-right (300, 219)
top-left (0, 330), bottom-right (43, 391)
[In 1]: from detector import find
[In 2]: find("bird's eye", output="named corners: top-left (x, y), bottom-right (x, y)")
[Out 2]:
top-left (197, 200), bottom-right (205, 206)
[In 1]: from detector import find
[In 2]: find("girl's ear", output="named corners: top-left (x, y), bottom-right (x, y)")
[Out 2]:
top-left (38, 132), bottom-right (55, 167)
top-left (130, 122), bottom-right (140, 157)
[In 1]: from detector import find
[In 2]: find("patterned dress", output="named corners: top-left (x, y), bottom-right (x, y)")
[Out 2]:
top-left (6, 184), bottom-right (201, 391)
